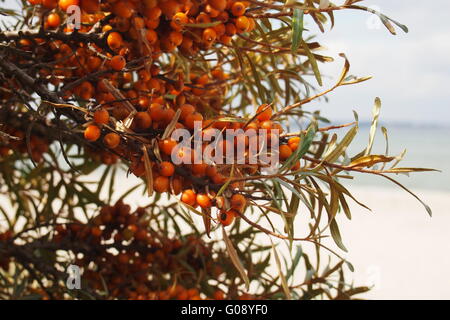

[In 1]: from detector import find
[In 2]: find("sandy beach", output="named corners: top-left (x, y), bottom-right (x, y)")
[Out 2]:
top-left (334, 186), bottom-right (450, 299)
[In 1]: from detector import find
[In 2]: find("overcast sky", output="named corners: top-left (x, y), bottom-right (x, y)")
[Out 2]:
top-left (311, 0), bottom-right (450, 126)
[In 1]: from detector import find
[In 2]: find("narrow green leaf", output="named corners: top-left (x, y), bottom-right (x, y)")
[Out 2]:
top-left (222, 227), bottom-right (250, 290)
top-left (291, 8), bottom-right (304, 53)
top-left (330, 219), bottom-right (348, 252)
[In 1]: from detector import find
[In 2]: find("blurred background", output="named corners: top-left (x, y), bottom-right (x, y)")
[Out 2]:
top-left (312, 0), bottom-right (450, 299)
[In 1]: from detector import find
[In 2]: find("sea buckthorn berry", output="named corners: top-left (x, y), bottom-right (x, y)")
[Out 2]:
top-left (145, 29), bottom-right (158, 44)
top-left (196, 12), bottom-right (211, 24)
top-left (206, 165), bottom-right (217, 177)
top-left (107, 32), bottom-right (123, 50)
top-left (159, 138), bottom-right (177, 156)
top-left (209, 0), bottom-right (227, 11)
top-left (171, 177), bottom-right (183, 195)
top-left (256, 104), bottom-right (272, 121)
top-left (220, 35), bottom-right (232, 45)
top-left (291, 160), bottom-right (301, 171)
top-left (219, 210), bottom-right (236, 226)
top-left (171, 12), bottom-right (188, 30)
top-left (159, 161), bottom-right (175, 177)
top-left (84, 125), bottom-right (101, 142)
top-left (154, 176), bottom-right (170, 193)
top-left (113, 1), bottom-right (134, 18)
top-left (93, 108), bottom-right (109, 124)
top-left (46, 13), bottom-right (61, 28)
top-left (184, 112), bottom-right (203, 130)
top-left (212, 173), bottom-right (227, 184)
top-left (59, 0), bottom-right (79, 11)
top-left (181, 189), bottom-right (197, 207)
top-left (91, 226), bottom-right (102, 238)
top-left (196, 193), bottom-right (212, 209)
top-left (103, 132), bottom-right (120, 149)
top-left (80, 0), bottom-right (100, 13)
top-left (169, 31), bottom-right (183, 47)
top-left (117, 253), bottom-right (129, 264)
top-left (179, 104), bottom-right (196, 121)
top-left (134, 112), bottom-right (152, 129)
top-left (279, 144), bottom-right (293, 161)
top-left (160, 0), bottom-right (180, 18)
top-left (230, 194), bottom-right (247, 212)
top-left (149, 103), bottom-right (165, 122)
top-left (192, 163), bottom-right (208, 176)
top-left (110, 55), bottom-right (126, 71)
top-left (231, 2), bottom-right (246, 16)
top-left (288, 136), bottom-right (301, 151)
top-left (146, 6), bottom-right (162, 20)
top-left (203, 28), bottom-right (217, 44)
top-left (225, 23), bottom-right (237, 36)
top-left (87, 56), bottom-right (102, 71)
top-left (236, 16), bottom-right (250, 33)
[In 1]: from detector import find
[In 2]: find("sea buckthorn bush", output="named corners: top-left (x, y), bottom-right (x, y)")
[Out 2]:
top-left (0, 0), bottom-right (433, 300)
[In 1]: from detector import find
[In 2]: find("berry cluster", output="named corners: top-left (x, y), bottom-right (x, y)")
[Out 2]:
top-left (52, 201), bottom-right (250, 299)
top-left (2, 1), bottom-right (305, 225)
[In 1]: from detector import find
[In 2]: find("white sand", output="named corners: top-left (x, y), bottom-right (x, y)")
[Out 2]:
top-left (334, 186), bottom-right (450, 299)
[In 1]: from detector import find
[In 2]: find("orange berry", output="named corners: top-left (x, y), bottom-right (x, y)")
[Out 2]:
top-left (291, 160), bottom-right (300, 171)
top-left (134, 112), bottom-right (152, 129)
top-left (225, 23), bottom-right (237, 36)
top-left (181, 189), bottom-right (197, 207)
top-left (218, 210), bottom-right (236, 226)
top-left (159, 138), bottom-right (177, 156)
top-left (87, 56), bottom-right (102, 71)
top-left (220, 35), bottom-right (232, 45)
top-left (117, 253), bottom-right (129, 264)
top-left (58, 0), bottom-right (79, 11)
top-left (212, 173), bottom-right (227, 184)
top-left (93, 108), bottom-right (109, 124)
top-left (80, 0), bottom-right (100, 13)
top-left (160, 0), bottom-right (180, 18)
top-left (203, 28), bottom-right (217, 44)
top-left (235, 16), bottom-right (250, 33)
top-left (169, 31), bottom-right (183, 47)
top-left (154, 176), bottom-right (170, 193)
top-left (84, 125), bottom-right (101, 142)
top-left (171, 12), bottom-right (188, 30)
top-left (206, 165), bottom-right (217, 177)
top-left (107, 32), bottom-right (123, 50)
top-left (179, 104), bottom-right (196, 121)
top-left (103, 132), bottom-right (120, 149)
top-left (279, 144), bottom-right (293, 161)
top-left (149, 103), bottom-right (165, 122)
top-left (209, 0), bottom-right (227, 11)
top-left (192, 163), bottom-right (208, 176)
top-left (196, 193), bottom-right (212, 209)
top-left (230, 194), bottom-right (246, 212)
top-left (145, 29), bottom-right (158, 44)
top-left (110, 55), bottom-right (126, 71)
top-left (256, 104), bottom-right (272, 121)
top-left (146, 6), bottom-right (162, 20)
top-left (113, 1), bottom-right (134, 18)
top-left (184, 112), bottom-right (203, 130)
top-left (91, 226), bottom-right (102, 237)
top-left (46, 13), bottom-right (61, 28)
top-left (171, 177), bottom-right (183, 195)
top-left (288, 137), bottom-right (301, 151)
top-left (231, 1), bottom-right (246, 16)
top-left (159, 161), bottom-right (175, 177)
